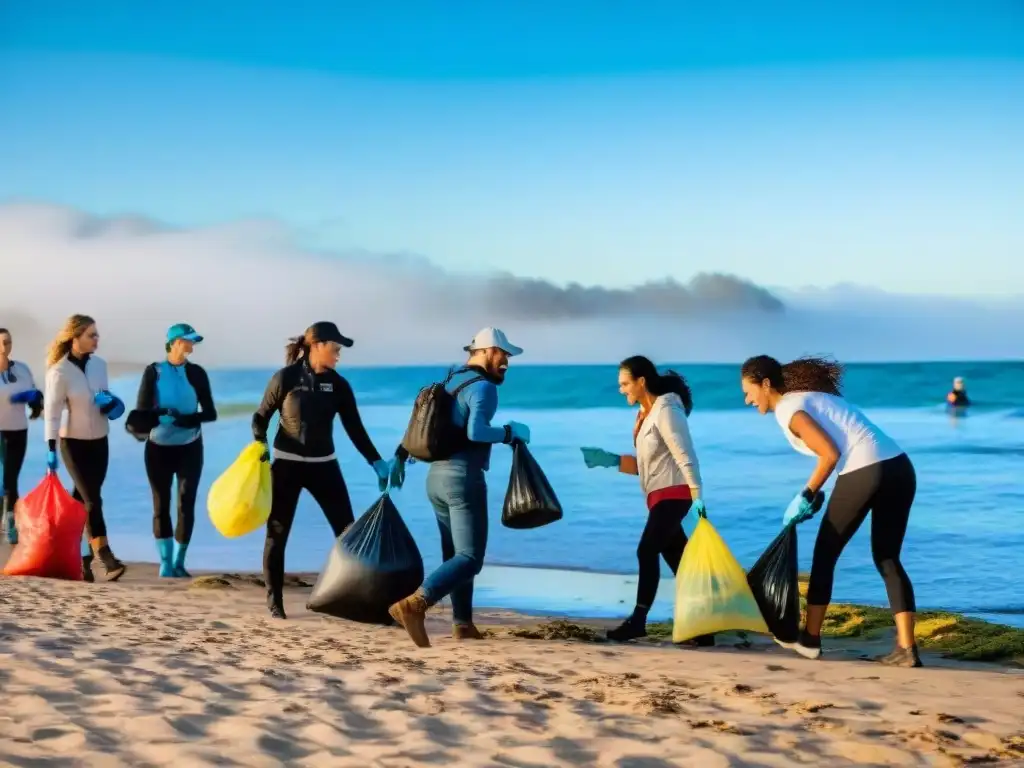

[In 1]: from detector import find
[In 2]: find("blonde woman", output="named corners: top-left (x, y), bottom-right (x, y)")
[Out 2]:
top-left (44, 315), bottom-right (127, 582)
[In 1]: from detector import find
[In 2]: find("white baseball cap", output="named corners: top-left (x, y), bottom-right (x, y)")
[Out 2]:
top-left (464, 327), bottom-right (523, 356)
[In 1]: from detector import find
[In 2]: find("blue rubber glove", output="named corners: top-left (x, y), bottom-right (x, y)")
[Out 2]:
top-left (506, 421), bottom-right (531, 444)
top-left (389, 457), bottom-right (406, 490)
top-left (783, 490), bottom-right (824, 527)
top-left (93, 390), bottom-right (125, 420)
top-left (691, 499), bottom-right (707, 519)
top-left (372, 459), bottom-right (390, 492)
top-left (46, 449), bottom-right (58, 472)
top-left (580, 447), bottom-right (620, 469)
top-left (9, 388), bottom-right (42, 405)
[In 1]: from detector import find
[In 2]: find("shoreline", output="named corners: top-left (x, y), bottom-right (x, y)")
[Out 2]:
top-left (13, 559), bottom-right (1021, 671)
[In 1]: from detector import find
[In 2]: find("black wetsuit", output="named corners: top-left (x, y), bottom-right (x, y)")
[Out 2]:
top-left (948, 390), bottom-right (969, 407)
top-left (252, 359), bottom-right (382, 616)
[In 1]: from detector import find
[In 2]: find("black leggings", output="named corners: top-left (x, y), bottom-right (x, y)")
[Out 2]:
top-left (636, 498), bottom-right (692, 609)
top-left (61, 437), bottom-right (110, 540)
top-left (1, 429), bottom-right (28, 512)
top-left (264, 458), bottom-right (355, 606)
top-left (145, 438), bottom-right (204, 543)
top-left (807, 452), bottom-right (917, 614)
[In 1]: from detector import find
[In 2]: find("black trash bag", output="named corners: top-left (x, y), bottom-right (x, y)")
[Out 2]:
top-left (745, 491), bottom-right (824, 643)
top-left (746, 524), bottom-right (800, 643)
top-left (125, 409), bottom-right (160, 442)
top-left (306, 493), bottom-right (424, 625)
top-left (502, 440), bottom-right (563, 530)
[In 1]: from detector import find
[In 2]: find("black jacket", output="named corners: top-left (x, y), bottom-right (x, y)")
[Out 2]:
top-left (252, 360), bottom-right (381, 463)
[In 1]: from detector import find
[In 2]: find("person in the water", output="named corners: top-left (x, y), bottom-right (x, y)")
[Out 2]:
top-left (946, 377), bottom-right (969, 408)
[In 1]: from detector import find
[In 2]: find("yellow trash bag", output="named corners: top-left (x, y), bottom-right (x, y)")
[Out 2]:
top-left (673, 517), bottom-right (769, 642)
top-left (207, 441), bottom-right (272, 538)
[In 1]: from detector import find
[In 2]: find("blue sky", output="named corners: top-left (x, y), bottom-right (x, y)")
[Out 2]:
top-left (2, 1), bottom-right (1023, 296)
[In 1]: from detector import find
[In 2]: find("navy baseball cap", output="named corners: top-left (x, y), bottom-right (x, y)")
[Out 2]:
top-left (166, 323), bottom-right (204, 344)
top-left (308, 321), bottom-right (353, 347)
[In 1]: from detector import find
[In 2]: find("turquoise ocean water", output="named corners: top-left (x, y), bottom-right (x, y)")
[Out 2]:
top-left (16, 361), bottom-right (1024, 627)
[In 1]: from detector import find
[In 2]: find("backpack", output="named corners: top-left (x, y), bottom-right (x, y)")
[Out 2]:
top-left (400, 367), bottom-right (484, 462)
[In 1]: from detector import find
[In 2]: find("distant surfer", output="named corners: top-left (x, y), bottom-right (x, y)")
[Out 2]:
top-left (946, 377), bottom-right (969, 411)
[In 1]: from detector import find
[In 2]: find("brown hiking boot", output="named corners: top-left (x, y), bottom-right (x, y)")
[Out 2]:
top-left (389, 589), bottom-right (431, 648)
top-left (453, 623), bottom-right (485, 640)
top-left (96, 546), bottom-right (126, 582)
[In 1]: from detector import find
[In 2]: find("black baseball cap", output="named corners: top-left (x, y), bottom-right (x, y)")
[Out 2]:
top-left (308, 321), bottom-right (353, 347)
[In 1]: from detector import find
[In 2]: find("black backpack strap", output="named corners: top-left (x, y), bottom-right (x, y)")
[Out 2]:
top-left (441, 365), bottom-right (471, 386)
top-left (451, 375), bottom-right (485, 398)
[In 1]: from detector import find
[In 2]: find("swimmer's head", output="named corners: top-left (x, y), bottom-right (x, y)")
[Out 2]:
top-left (953, 376), bottom-right (965, 390)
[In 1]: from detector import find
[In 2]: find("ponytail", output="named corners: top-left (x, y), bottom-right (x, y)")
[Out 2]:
top-left (284, 330), bottom-right (312, 365)
top-left (619, 355), bottom-right (694, 415)
top-left (741, 354), bottom-right (843, 395)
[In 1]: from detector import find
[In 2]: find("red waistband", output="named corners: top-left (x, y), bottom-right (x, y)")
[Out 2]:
top-left (646, 485), bottom-right (692, 510)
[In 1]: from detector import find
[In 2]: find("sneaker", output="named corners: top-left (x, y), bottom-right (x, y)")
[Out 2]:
top-left (607, 617), bottom-right (648, 642)
top-left (388, 589), bottom-right (431, 648)
top-left (268, 602), bottom-right (287, 620)
top-left (96, 547), bottom-right (126, 582)
top-left (876, 644), bottom-right (923, 668)
top-left (82, 555), bottom-right (95, 583)
top-left (775, 629), bottom-right (822, 660)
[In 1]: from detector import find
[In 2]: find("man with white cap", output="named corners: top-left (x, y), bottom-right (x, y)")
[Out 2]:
top-left (389, 327), bottom-right (531, 648)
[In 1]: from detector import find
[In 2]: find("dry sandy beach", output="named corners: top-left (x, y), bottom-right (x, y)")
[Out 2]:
top-left (1, 559), bottom-right (1023, 768)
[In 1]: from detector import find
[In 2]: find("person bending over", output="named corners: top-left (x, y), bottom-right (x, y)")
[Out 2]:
top-left (740, 355), bottom-right (920, 668)
top-left (0, 327), bottom-right (43, 545)
top-left (388, 327), bottom-right (531, 648)
top-left (252, 322), bottom-right (392, 620)
top-left (133, 324), bottom-right (217, 578)
top-left (580, 356), bottom-right (712, 646)
top-left (44, 314), bottom-right (127, 582)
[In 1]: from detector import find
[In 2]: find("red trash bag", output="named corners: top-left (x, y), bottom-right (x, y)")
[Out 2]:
top-left (3, 473), bottom-right (87, 580)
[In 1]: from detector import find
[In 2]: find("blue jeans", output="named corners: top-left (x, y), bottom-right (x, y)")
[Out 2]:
top-left (421, 462), bottom-right (488, 625)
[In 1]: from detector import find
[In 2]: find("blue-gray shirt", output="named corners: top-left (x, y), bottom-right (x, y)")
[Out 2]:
top-left (445, 368), bottom-right (506, 471)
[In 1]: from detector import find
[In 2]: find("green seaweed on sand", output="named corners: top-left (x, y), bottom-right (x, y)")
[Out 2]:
top-left (508, 620), bottom-right (606, 643)
top-left (796, 573), bottom-right (1024, 664)
top-left (513, 572), bottom-right (1024, 665)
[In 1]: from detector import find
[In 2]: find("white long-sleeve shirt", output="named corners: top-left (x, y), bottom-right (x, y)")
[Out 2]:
top-left (44, 355), bottom-right (110, 441)
top-left (635, 392), bottom-right (703, 499)
top-left (0, 361), bottom-right (37, 432)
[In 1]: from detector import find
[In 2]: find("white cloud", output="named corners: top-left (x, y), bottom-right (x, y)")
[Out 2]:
top-left (1, 200), bottom-right (1021, 369)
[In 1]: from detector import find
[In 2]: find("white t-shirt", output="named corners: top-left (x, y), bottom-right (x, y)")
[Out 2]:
top-left (773, 391), bottom-right (903, 475)
top-left (0, 361), bottom-right (37, 432)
